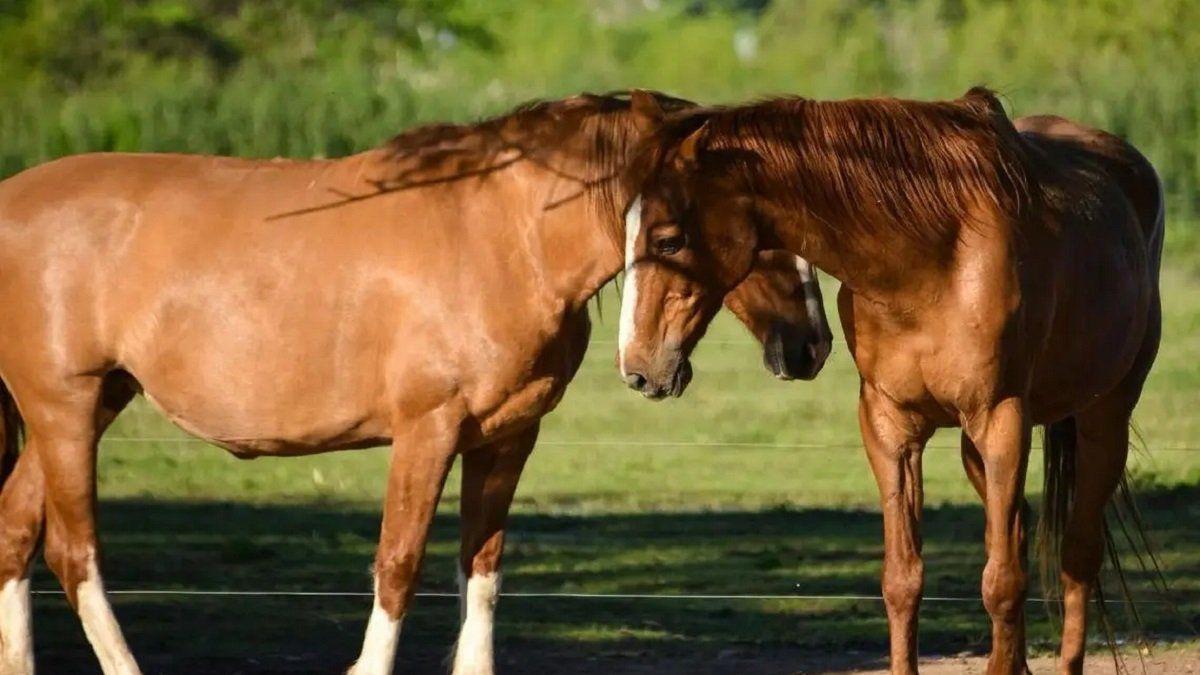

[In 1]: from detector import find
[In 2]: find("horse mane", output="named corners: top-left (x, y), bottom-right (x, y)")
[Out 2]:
top-left (377, 91), bottom-right (693, 220)
top-left (634, 87), bottom-right (1036, 254)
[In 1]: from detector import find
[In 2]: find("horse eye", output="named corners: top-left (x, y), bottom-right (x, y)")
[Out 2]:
top-left (653, 234), bottom-right (687, 255)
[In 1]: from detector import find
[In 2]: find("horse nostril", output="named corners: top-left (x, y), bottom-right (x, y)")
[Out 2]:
top-left (624, 372), bottom-right (647, 391)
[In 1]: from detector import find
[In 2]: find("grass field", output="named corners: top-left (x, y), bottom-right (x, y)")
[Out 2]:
top-left (6, 2), bottom-right (1200, 671)
top-left (18, 259), bottom-right (1198, 673)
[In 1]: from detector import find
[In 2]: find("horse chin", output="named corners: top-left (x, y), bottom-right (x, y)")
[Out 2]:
top-left (763, 323), bottom-right (799, 380)
top-left (669, 359), bottom-right (693, 398)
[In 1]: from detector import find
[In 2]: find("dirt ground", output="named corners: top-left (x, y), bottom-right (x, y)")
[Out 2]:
top-left (492, 647), bottom-right (1200, 675)
top-left (536, 649), bottom-right (1198, 675)
top-left (812, 651), bottom-right (1199, 674)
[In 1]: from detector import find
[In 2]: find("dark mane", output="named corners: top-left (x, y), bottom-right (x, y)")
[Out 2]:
top-left (635, 87), bottom-right (1035, 253)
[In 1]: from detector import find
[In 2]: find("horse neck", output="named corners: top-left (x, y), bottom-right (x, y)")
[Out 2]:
top-left (749, 161), bottom-right (958, 294)
top-left (362, 149), bottom-right (623, 313)
top-left (498, 114), bottom-right (635, 312)
top-left (518, 167), bottom-right (626, 312)
top-left (360, 111), bottom-right (631, 313)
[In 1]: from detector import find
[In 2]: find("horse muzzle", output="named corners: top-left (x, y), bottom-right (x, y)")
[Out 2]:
top-left (622, 357), bottom-right (693, 400)
top-left (764, 322), bottom-right (831, 381)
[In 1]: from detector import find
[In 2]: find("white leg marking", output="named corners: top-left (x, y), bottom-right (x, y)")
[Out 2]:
top-left (347, 579), bottom-right (402, 675)
top-left (618, 195), bottom-right (644, 377)
top-left (451, 571), bottom-right (500, 675)
top-left (76, 554), bottom-right (141, 675)
top-left (0, 577), bottom-right (34, 675)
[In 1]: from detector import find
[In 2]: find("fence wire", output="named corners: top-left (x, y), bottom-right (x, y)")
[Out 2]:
top-left (96, 436), bottom-right (1200, 453)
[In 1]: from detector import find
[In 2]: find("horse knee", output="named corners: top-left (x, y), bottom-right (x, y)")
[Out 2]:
top-left (0, 534), bottom-right (38, 585)
top-left (981, 558), bottom-right (1026, 621)
top-left (43, 531), bottom-right (93, 604)
top-left (0, 517), bottom-right (40, 584)
top-left (882, 558), bottom-right (924, 616)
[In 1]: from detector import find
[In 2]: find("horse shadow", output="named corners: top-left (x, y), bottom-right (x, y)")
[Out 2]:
top-left (29, 484), bottom-right (1200, 674)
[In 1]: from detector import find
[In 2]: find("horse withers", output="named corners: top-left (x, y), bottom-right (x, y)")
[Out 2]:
top-left (617, 89), bottom-right (1163, 674)
top-left (0, 91), bottom-right (832, 675)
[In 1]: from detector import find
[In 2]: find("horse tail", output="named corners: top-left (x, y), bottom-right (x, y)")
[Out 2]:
top-left (1036, 417), bottom-right (1076, 611)
top-left (1038, 418), bottom-right (1168, 669)
top-left (0, 378), bottom-right (24, 491)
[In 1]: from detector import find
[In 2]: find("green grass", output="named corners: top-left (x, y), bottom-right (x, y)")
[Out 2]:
top-left (19, 260), bottom-right (1195, 672)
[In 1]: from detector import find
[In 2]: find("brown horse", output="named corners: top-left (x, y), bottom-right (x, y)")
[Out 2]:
top-left (617, 89), bottom-right (1163, 674)
top-left (0, 92), bottom-right (833, 675)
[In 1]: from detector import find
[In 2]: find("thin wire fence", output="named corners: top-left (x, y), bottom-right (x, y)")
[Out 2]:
top-left (95, 436), bottom-right (1200, 453)
top-left (73, 432), bottom-right (1196, 603)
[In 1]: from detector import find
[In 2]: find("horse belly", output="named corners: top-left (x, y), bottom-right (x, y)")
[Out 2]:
top-left (117, 296), bottom-right (395, 455)
top-left (133, 360), bottom-right (390, 456)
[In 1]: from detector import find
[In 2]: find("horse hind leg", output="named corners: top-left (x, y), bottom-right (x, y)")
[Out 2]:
top-left (21, 373), bottom-right (139, 675)
top-left (0, 402), bottom-right (40, 675)
top-left (1052, 402), bottom-right (1133, 675)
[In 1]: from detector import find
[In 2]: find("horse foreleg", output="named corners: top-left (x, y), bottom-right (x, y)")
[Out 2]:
top-left (968, 397), bottom-right (1032, 675)
top-left (451, 423), bottom-right (538, 675)
top-left (348, 408), bottom-right (460, 675)
top-left (858, 383), bottom-right (933, 675)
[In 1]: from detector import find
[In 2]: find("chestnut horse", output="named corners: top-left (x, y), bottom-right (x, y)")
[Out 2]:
top-left (0, 92), bottom-right (834, 675)
top-left (617, 89), bottom-right (1163, 674)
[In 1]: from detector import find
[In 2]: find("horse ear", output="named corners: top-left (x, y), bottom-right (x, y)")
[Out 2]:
top-left (675, 120), bottom-right (708, 164)
top-left (961, 86), bottom-right (1007, 117)
top-left (629, 89), bottom-right (665, 132)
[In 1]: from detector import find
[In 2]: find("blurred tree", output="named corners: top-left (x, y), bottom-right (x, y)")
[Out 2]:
top-left (0, 0), bottom-right (493, 90)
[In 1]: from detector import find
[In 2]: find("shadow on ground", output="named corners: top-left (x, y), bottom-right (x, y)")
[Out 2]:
top-left (30, 485), bottom-right (1200, 674)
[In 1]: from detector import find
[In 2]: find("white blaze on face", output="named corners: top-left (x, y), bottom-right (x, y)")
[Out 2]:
top-left (0, 577), bottom-right (33, 675)
top-left (76, 552), bottom-right (142, 675)
top-left (618, 196), bottom-right (644, 377)
top-left (451, 570), bottom-right (500, 675)
top-left (348, 578), bottom-right (403, 675)
top-left (795, 256), bottom-right (832, 364)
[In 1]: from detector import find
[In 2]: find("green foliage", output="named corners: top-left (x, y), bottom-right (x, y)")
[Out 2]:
top-left (0, 0), bottom-right (1197, 250)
